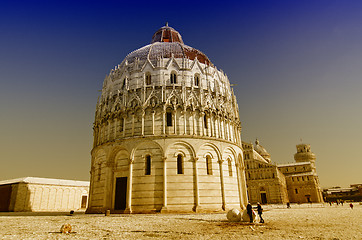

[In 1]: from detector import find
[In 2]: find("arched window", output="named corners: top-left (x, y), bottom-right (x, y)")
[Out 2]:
top-left (145, 72), bottom-right (151, 85)
top-left (122, 78), bottom-right (126, 89)
top-left (177, 154), bottom-right (183, 174)
top-left (166, 112), bottom-right (172, 126)
top-left (145, 155), bottom-right (151, 175)
top-left (170, 72), bottom-right (177, 84)
top-left (204, 114), bottom-right (208, 129)
top-left (119, 118), bottom-right (124, 132)
top-left (228, 160), bottom-right (233, 176)
top-left (194, 74), bottom-right (199, 86)
top-left (206, 155), bottom-right (212, 175)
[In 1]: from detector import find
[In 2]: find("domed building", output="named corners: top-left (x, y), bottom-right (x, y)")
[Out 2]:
top-left (86, 24), bottom-right (248, 213)
top-left (244, 140), bottom-right (323, 204)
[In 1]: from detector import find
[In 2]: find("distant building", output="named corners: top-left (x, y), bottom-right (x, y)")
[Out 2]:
top-left (0, 177), bottom-right (89, 212)
top-left (244, 140), bottom-right (324, 204)
top-left (323, 184), bottom-right (362, 202)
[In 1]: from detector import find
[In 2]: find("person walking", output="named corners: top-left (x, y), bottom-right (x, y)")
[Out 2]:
top-left (247, 203), bottom-right (253, 223)
top-left (257, 202), bottom-right (264, 223)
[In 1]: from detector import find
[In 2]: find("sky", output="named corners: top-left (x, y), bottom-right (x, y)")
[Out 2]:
top-left (0, 0), bottom-right (361, 188)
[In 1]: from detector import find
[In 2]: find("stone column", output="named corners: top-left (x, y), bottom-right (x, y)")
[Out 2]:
top-left (104, 162), bottom-right (115, 211)
top-left (200, 112), bottom-right (205, 136)
top-left (183, 110), bottom-right (187, 135)
top-left (125, 158), bottom-right (134, 213)
top-left (123, 116), bottom-right (126, 137)
top-left (193, 157), bottom-right (200, 212)
top-left (229, 121), bottom-right (233, 142)
top-left (141, 110), bottom-right (145, 136)
top-left (218, 159), bottom-right (226, 210)
top-left (219, 116), bottom-right (224, 138)
top-left (215, 117), bottom-right (219, 138)
top-left (236, 161), bottom-right (248, 209)
top-left (210, 114), bottom-right (213, 137)
top-left (152, 111), bottom-right (155, 135)
top-left (162, 111), bottom-right (166, 135)
top-left (192, 112), bottom-right (196, 135)
top-left (131, 114), bottom-right (135, 136)
top-left (160, 157), bottom-right (168, 213)
top-left (173, 110), bottom-right (177, 134)
top-left (86, 166), bottom-right (96, 213)
top-left (224, 119), bottom-right (228, 140)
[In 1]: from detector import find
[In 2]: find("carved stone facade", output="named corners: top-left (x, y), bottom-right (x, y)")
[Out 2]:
top-left (86, 25), bottom-right (248, 213)
top-left (244, 141), bottom-right (323, 204)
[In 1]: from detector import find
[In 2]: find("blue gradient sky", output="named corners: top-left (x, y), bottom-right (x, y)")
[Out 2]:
top-left (1, 0), bottom-right (361, 187)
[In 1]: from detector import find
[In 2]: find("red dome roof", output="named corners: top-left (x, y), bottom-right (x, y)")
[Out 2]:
top-left (122, 24), bottom-right (212, 66)
top-left (151, 23), bottom-right (184, 44)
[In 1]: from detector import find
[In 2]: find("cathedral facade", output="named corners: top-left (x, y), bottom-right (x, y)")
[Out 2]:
top-left (86, 25), bottom-right (248, 213)
top-left (244, 140), bottom-right (323, 204)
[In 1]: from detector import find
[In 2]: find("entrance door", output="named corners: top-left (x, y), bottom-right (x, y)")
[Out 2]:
top-left (114, 177), bottom-right (127, 210)
top-left (260, 193), bottom-right (267, 204)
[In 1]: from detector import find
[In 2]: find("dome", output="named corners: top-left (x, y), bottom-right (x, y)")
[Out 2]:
top-left (151, 23), bottom-right (184, 44)
top-left (121, 24), bottom-right (212, 66)
top-left (254, 139), bottom-right (271, 162)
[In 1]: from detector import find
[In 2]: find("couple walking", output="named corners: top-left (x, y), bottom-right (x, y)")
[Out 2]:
top-left (247, 202), bottom-right (264, 223)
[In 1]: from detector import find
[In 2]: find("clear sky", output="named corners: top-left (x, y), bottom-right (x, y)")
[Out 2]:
top-left (1, 0), bottom-right (361, 188)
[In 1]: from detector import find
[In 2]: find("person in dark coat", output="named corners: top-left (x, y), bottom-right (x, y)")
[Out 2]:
top-left (257, 202), bottom-right (264, 223)
top-left (246, 203), bottom-right (253, 223)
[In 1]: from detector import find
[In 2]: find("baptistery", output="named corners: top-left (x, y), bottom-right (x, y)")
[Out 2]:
top-left (87, 24), bottom-right (248, 213)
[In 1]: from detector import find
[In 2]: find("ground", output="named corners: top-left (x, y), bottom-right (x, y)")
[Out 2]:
top-left (0, 203), bottom-right (360, 239)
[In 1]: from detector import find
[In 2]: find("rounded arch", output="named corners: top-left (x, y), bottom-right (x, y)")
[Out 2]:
top-left (109, 146), bottom-right (130, 163)
top-left (203, 152), bottom-right (215, 159)
top-left (174, 150), bottom-right (186, 158)
top-left (165, 140), bottom-right (196, 159)
top-left (237, 153), bottom-right (244, 168)
top-left (197, 142), bottom-right (222, 160)
top-left (222, 146), bottom-right (237, 163)
top-left (130, 140), bottom-right (165, 160)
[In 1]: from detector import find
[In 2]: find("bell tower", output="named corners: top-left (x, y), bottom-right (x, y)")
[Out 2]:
top-left (294, 143), bottom-right (316, 163)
